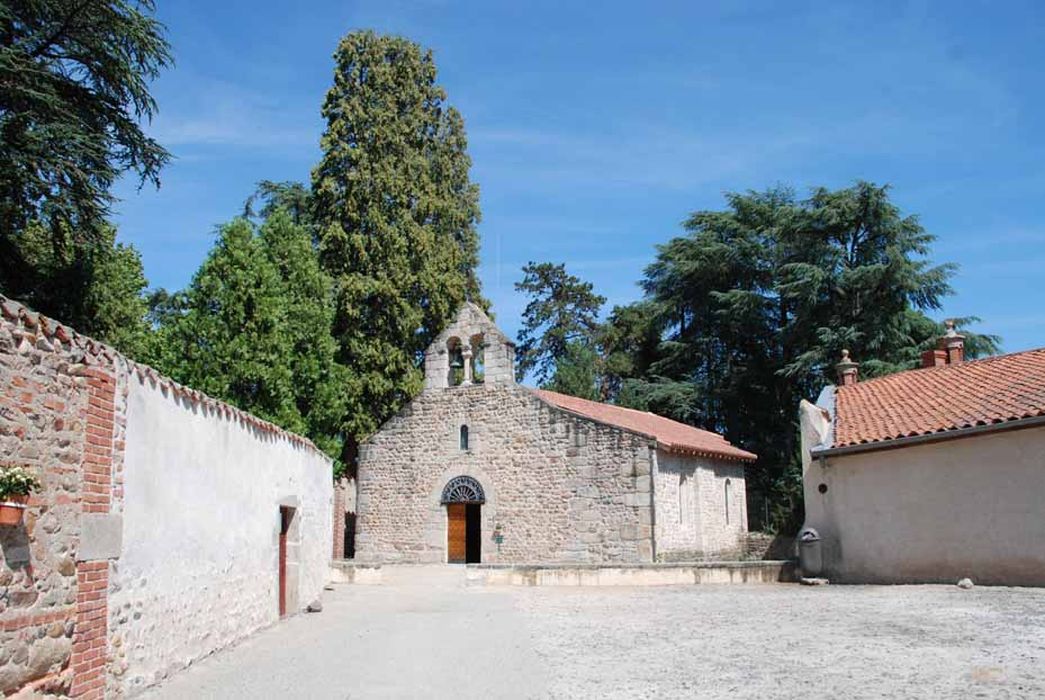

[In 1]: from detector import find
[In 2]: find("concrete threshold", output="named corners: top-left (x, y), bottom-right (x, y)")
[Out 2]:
top-left (466, 560), bottom-right (798, 586)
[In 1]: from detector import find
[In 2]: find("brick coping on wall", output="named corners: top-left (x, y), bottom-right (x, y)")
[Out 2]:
top-left (0, 295), bottom-right (332, 697)
top-left (0, 294), bottom-right (331, 460)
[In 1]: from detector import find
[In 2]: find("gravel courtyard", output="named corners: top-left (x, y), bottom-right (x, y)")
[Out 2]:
top-left (144, 566), bottom-right (1045, 699)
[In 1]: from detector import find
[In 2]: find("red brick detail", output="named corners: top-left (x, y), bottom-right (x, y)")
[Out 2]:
top-left (82, 372), bottom-right (114, 516)
top-left (70, 561), bottom-right (108, 699)
top-left (0, 606), bottom-right (75, 632)
top-left (71, 368), bottom-right (117, 698)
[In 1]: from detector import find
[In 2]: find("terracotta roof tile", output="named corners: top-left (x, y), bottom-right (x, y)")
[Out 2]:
top-left (833, 348), bottom-right (1045, 448)
top-left (532, 389), bottom-right (757, 462)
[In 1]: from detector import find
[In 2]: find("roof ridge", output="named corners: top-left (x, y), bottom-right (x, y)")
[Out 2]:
top-left (831, 343), bottom-right (1045, 449)
top-left (838, 346), bottom-right (1045, 390)
top-left (531, 387), bottom-right (755, 461)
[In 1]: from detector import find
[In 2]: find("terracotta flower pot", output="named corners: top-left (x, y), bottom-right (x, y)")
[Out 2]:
top-left (0, 495), bottom-right (29, 526)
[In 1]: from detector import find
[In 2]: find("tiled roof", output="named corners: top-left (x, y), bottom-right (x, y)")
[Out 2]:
top-left (533, 389), bottom-right (757, 462)
top-left (833, 348), bottom-right (1045, 448)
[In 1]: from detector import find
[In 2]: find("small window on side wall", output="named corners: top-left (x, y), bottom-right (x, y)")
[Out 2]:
top-left (724, 478), bottom-right (732, 525)
top-left (460, 425), bottom-right (469, 450)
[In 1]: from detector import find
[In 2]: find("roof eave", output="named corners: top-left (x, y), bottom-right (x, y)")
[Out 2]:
top-left (661, 443), bottom-right (758, 463)
top-left (810, 413), bottom-right (1045, 459)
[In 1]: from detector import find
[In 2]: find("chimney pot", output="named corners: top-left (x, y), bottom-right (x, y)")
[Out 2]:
top-left (937, 319), bottom-right (965, 364)
top-left (836, 349), bottom-right (859, 387)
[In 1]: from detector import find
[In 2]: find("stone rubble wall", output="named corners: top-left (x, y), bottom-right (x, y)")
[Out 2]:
top-left (0, 297), bottom-right (333, 697)
top-left (696, 459), bottom-right (748, 556)
top-left (357, 383), bottom-right (656, 564)
top-left (0, 318), bottom-right (96, 696)
top-left (654, 451), bottom-right (748, 560)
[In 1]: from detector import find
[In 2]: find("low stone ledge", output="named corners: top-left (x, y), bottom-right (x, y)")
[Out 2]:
top-left (465, 560), bottom-right (798, 586)
top-left (329, 560), bottom-right (382, 585)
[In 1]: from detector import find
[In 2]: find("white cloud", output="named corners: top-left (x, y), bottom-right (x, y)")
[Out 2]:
top-left (150, 79), bottom-right (319, 150)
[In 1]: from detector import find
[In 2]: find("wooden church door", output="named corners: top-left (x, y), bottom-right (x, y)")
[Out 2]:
top-left (447, 503), bottom-right (467, 563)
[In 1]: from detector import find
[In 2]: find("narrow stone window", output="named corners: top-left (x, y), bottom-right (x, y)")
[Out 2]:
top-left (679, 472), bottom-right (692, 525)
top-left (460, 425), bottom-right (469, 450)
top-left (678, 473), bottom-right (685, 524)
top-left (724, 478), bottom-right (732, 525)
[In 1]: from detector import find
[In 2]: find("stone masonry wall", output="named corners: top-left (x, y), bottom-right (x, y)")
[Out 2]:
top-left (697, 459), bottom-right (748, 557)
top-left (0, 297), bottom-right (333, 697)
top-left (654, 451), bottom-right (748, 560)
top-left (357, 383), bottom-right (656, 564)
top-left (0, 302), bottom-right (124, 699)
top-left (653, 452), bottom-right (702, 556)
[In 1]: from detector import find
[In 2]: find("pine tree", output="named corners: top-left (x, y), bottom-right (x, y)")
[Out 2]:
top-left (8, 221), bottom-right (151, 358)
top-left (514, 262), bottom-right (605, 386)
top-left (611, 182), bottom-right (999, 529)
top-left (311, 30), bottom-right (482, 453)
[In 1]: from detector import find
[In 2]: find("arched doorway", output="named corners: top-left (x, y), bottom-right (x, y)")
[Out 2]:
top-left (441, 476), bottom-right (485, 563)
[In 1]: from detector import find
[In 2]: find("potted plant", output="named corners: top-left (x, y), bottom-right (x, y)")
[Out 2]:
top-left (0, 466), bottom-right (40, 526)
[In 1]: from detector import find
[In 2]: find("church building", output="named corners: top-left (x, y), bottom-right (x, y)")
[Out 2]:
top-left (354, 303), bottom-right (756, 564)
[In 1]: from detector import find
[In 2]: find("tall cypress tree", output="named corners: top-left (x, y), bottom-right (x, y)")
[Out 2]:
top-left (311, 31), bottom-right (482, 455)
top-left (155, 219), bottom-right (302, 433)
top-left (259, 209), bottom-right (346, 463)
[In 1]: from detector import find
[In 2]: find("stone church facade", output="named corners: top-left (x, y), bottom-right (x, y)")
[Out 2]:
top-left (355, 303), bottom-right (756, 564)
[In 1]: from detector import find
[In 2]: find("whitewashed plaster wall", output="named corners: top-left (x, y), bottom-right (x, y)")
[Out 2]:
top-left (803, 411), bottom-right (1045, 585)
top-left (111, 375), bottom-right (332, 695)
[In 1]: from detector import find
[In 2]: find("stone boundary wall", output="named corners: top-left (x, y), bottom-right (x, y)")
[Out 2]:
top-left (0, 299), bottom-right (123, 698)
top-left (0, 296), bottom-right (332, 697)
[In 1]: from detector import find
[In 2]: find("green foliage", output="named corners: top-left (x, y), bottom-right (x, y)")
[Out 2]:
top-left (258, 209), bottom-right (346, 464)
top-left (311, 30), bottom-right (482, 452)
top-left (0, 0), bottom-right (172, 300)
top-left (546, 341), bottom-right (600, 400)
top-left (515, 262), bottom-right (605, 387)
top-left (0, 465), bottom-right (42, 500)
top-left (152, 213), bottom-right (346, 469)
top-left (6, 220), bottom-right (151, 358)
top-left (599, 301), bottom-right (663, 401)
top-left (608, 182), bottom-right (998, 532)
top-left (154, 219), bottom-right (301, 430)
top-left (244, 180), bottom-right (312, 227)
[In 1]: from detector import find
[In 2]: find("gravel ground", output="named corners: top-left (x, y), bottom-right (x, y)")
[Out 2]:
top-left (144, 566), bottom-right (1045, 699)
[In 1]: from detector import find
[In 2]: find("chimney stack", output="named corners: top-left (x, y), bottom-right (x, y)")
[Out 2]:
top-left (836, 349), bottom-right (859, 387)
top-left (938, 320), bottom-right (965, 365)
top-left (921, 349), bottom-right (947, 368)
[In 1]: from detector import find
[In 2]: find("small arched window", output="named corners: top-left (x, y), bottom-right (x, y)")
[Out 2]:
top-left (459, 425), bottom-right (469, 450)
top-left (724, 478), bottom-right (732, 525)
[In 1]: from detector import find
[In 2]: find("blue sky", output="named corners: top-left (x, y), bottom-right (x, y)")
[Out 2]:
top-left (112, 0), bottom-right (1045, 352)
